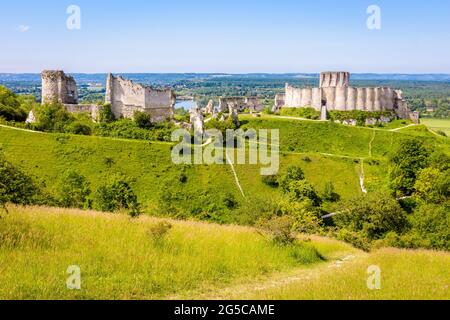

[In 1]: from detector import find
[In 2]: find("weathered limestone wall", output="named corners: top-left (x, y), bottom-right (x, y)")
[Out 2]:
top-left (64, 104), bottom-right (100, 121)
top-left (285, 84), bottom-right (397, 112)
top-left (105, 74), bottom-right (175, 122)
top-left (272, 93), bottom-right (285, 112)
top-left (219, 97), bottom-right (263, 113)
top-left (41, 70), bottom-right (78, 104)
top-left (320, 72), bottom-right (350, 88)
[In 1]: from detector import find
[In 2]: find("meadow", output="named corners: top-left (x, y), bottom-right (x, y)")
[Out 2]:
top-left (0, 206), bottom-right (338, 300)
top-left (0, 206), bottom-right (448, 300)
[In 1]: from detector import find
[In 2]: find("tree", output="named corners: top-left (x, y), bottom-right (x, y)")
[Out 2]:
top-left (58, 170), bottom-right (91, 209)
top-left (278, 166), bottom-right (305, 193)
top-left (414, 168), bottom-right (449, 204)
top-left (388, 139), bottom-right (429, 197)
top-left (133, 111), bottom-right (153, 129)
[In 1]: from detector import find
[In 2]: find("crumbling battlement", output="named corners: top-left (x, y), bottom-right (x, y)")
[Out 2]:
top-left (41, 70), bottom-right (78, 104)
top-left (219, 97), bottom-right (263, 113)
top-left (105, 74), bottom-right (175, 122)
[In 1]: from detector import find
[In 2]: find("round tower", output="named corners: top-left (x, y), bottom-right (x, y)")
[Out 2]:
top-left (320, 71), bottom-right (350, 88)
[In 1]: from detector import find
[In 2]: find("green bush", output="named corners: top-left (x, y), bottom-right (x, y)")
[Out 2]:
top-left (278, 166), bottom-right (305, 193)
top-left (280, 107), bottom-right (320, 120)
top-left (134, 111), bottom-right (153, 129)
top-left (65, 121), bottom-right (92, 135)
top-left (58, 170), bottom-right (91, 209)
top-left (98, 104), bottom-right (115, 123)
top-left (146, 221), bottom-right (173, 243)
top-left (261, 174), bottom-right (279, 188)
top-left (286, 180), bottom-right (322, 207)
top-left (94, 177), bottom-right (140, 217)
top-left (414, 167), bottom-right (450, 204)
top-left (0, 86), bottom-right (28, 122)
top-left (334, 193), bottom-right (408, 241)
top-left (34, 102), bottom-right (74, 133)
top-left (257, 215), bottom-right (297, 246)
top-left (0, 154), bottom-right (41, 211)
top-left (322, 181), bottom-right (340, 202)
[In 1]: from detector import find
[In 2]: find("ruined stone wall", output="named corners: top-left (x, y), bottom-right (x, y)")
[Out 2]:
top-left (219, 97), bottom-right (263, 113)
top-left (64, 104), bottom-right (100, 121)
top-left (105, 73), bottom-right (175, 122)
top-left (285, 84), bottom-right (322, 110)
top-left (320, 72), bottom-right (350, 88)
top-left (41, 70), bottom-right (78, 104)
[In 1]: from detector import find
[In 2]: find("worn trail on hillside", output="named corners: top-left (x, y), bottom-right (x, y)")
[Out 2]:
top-left (171, 250), bottom-right (366, 300)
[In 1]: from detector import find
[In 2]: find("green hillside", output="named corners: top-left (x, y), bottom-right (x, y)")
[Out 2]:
top-left (1, 116), bottom-right (449, 221)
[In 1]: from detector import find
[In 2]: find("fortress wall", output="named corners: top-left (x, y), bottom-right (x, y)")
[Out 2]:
top-left (384, 88), bottom-right (395, 110)
top-left (322, 87), bottom-right (336, 110)
top-left (335, 87), bottom-right (347, 111)
top-left (365, 88), bottom-right (375, 111)
top-left (312, 88), bottom-right (322, 110)
top-left (356, 88), bottom-right (366, 111)
top-left (105, 74), bottom-right (174, 121)
top-left (347, 87), bottom-right (357, 110)
top-left (300, 88), bottom-right (312, 107)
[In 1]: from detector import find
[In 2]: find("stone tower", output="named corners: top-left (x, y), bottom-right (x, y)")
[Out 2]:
top-left (41, 70), bottom-right (78, 104)
top-left (319, 71), bottom-right (350, 88)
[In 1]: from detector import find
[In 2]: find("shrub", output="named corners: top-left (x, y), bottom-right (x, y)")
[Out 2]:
top-left (98, 104), bottom-right (116, 123)
top-left (261, 174), bottom-right (279, 188)
top-left (147, 221), bottom-right (173, 243)
top-left (278, 199), bottom-right (323, 234)
top-left (278, 166), bottom-right (305, 193)
top-left (34, 102), bottom-right (74, 133)
top-left (0, 154), bottom-right (40, 211)
top-left (65, 121), bottom-right (92, 135)
top-left (280, 107), bottom-right (320, 120)
top-left (94, 177), bottom-right (140, 217)
top-left (286, 180), bottom-right (322, 207)
top-left (257, 215), bottom-right (297, 246)
top-left (58, 170), bottom-right (91, 209)
top-left (322, 181), bottom-right (340, 202)
top-left (222, 192), bottom-right (238, 209)
top-left (134, 111), bottom-right (153, 129)
top-left (334, 193), bottom-right (408, 241)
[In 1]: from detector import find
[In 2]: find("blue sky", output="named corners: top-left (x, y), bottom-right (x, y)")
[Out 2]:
top-left (0, 0), bottom-right (449, 73)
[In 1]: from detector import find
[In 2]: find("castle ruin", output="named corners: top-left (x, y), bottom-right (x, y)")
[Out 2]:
top-left (41, 70), bottom-right (78, 104)
top-left (277, 71), bottom-right (419, 123)
top-left (41, 70), bottom-right (99, 119)
top-left (219, 97), bottom-right (264, 113)
top-left (105, 73), bottom-right (175, 122)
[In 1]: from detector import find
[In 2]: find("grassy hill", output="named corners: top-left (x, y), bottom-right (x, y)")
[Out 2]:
top-left (1, 116), bottom-right (449, 221)
top-left (0, 206), bottom-right (447, 300)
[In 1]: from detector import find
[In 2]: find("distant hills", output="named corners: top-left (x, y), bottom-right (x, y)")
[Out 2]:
top-left (0, 73), bottom-right (449, 85)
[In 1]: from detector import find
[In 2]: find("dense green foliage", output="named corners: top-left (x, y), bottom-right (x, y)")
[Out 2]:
top-left (58, 170), bottom-right (91, 209)
top-left (0, 86), bottom-right (30, 122)
top-left (93, 177), bottom-right (140, 217)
